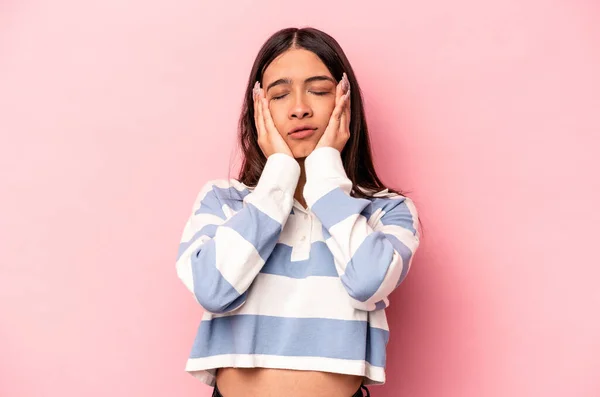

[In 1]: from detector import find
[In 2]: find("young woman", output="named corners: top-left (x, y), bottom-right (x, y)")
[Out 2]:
top-left (176, 27), bottom-right (422, 397)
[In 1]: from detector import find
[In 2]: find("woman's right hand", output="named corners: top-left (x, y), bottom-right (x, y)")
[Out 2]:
top-left (253, 81), bottom-right (294, 158)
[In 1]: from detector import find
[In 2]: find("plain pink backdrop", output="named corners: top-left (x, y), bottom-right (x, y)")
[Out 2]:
top-left (1, 1), bottom-right (599, 396)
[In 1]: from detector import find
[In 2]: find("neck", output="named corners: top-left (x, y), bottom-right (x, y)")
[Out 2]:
top-left (294, 157), bottom-right (307, 209)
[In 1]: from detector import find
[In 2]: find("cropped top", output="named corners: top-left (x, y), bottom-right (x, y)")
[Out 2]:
top-left (175, 146), bottom-right (421, 387)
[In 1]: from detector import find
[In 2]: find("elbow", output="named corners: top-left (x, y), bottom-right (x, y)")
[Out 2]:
top-left (340, 257), bottom-right (397, 310)
top-left (191, 255), bottom-right (248, 314)
top-left (342, 277), bottom-right (394, 311)
top-left (340, 276), bottom-right (385, 311)
top-left (345, 295), bottom-right (386, 312)
top-left (191, 267), bottom-right (249, 314)
top-left (342, 280), bottom-right (380, 306)
top-left (177, 247), bottom-right (248, 314)
top-left (194, 289), bottom-right (248, 314)
top-left (341, 250), bottom-right (413, 311)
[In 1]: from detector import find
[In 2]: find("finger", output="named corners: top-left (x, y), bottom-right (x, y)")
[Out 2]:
top-left (253, 82), bottom-right (262, 130)
top-left (331, 89), bottom-right (349, 122)
top-left (340, 73), bottom-right (350, 131)
top-left (257, 88), bottom-right (267, 137)
top-left (335, 79), bottom-right (343, 107)
top-left (261, 95), bottom-right (278, 133)
top-left (340, 102), bottom-right (347, 133)
top-left (345, 89), bottom-right (351, 131)
top-left (342, 72), bottom-right (350, 96)
top-left (253, 85), bottom-right (260, 133)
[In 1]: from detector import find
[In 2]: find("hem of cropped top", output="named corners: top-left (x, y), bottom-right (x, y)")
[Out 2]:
top-left (184, 354), bottom-right (385, 387)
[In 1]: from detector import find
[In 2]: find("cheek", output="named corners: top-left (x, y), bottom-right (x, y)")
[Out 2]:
top-left (316, 99), bottom-right (336, 125)
top-left (267, 103), bottom-right (287, 133)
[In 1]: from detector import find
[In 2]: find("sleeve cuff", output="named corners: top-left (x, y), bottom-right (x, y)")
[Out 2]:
top-left (303, 147), bottom-right (353, 207)
top-left (256, 153), bottom-right (301, 195)
top-left (244, 153), bottom-right (300, 224)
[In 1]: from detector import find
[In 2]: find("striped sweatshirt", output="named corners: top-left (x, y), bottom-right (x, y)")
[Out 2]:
top-left (175, 146), bottom-right (421, 387)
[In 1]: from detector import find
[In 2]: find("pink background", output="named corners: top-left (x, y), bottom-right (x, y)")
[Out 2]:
top-left (1, 1), bottom-right (599, 396)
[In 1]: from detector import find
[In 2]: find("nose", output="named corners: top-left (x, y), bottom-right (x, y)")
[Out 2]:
top-left (289, 93), bottom-right (313, 119)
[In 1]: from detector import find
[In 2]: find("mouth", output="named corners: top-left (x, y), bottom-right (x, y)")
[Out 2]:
top-left (288, 127), bottom-right (317, 140)
top-left (288, 128), bottom-right (317, 139)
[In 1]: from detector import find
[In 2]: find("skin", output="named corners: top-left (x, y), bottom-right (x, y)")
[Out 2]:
top-left (215, 49), bottom-right (361, 397)
top-left (252, 48), bottom-right (351, 209)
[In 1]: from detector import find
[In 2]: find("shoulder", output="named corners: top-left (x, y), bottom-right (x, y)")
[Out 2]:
top-left (355, 186), bottom-right (419, 229)
top-left (354, 186), bottom-right (415, 206)
top-left (193, 178), bottom-right (253, 207)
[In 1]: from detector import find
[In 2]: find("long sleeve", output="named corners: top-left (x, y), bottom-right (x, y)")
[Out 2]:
top-left (303, 147), bottom-right (420, 311)
top-left (176, 153), bottom-right (300, 314)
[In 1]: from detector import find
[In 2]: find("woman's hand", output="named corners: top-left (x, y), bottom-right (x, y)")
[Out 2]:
top-left (315, 72), bottom-right (351, 152)
top-left (253, 81), bottom-right (294, 158)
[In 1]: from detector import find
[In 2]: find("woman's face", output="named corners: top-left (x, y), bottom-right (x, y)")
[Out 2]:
top-left (261, 48), bottom-right (338, 159)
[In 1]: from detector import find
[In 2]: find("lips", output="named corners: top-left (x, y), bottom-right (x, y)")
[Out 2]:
top-left (288, 125), bottom-right (317, 135)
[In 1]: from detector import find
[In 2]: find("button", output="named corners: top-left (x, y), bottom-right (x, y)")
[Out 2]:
top-left (300, 236), bottom-right (306, 241)
top-left (304, 214), bottom-right (308, 220)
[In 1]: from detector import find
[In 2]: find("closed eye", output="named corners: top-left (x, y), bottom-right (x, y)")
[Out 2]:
top-left (272, 92), bottom-right (330, 100)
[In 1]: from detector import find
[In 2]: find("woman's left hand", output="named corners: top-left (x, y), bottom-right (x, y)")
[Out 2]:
top-left (315, 72), bottom-right (351, 152)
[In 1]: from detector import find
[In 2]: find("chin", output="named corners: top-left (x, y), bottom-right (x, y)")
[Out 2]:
top-left (290, 142), bottom-right (318, 159)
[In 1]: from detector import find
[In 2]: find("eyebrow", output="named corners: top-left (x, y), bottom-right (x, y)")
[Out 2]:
top-left (266, 75), bottom-right (336, 92)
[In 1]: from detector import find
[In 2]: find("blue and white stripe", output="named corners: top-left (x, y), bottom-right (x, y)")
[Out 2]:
top-left (176, 153), bottom-right (300, 314)
top-left (176, 147), bottom-right (420, 387)
top-left (304, 147), bottom-right (420, 312)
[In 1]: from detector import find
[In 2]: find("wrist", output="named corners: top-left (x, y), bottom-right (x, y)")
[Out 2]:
top-left (303, 147), bottom-right (352, 207)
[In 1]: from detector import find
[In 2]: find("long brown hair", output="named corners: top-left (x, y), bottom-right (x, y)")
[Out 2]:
top-left (234, 27), bottom-right (410, 201)
top-left (229, 27), bottom-right (422, 235)
top-left (232, 27), bottom-right (423, 236)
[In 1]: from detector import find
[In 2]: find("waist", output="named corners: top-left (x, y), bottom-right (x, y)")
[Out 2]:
top-left (215, 367), bottom-right (363, 397)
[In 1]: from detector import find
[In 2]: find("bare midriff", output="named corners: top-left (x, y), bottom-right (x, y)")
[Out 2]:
top-left (215, 367), bottom-right (363, 397)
